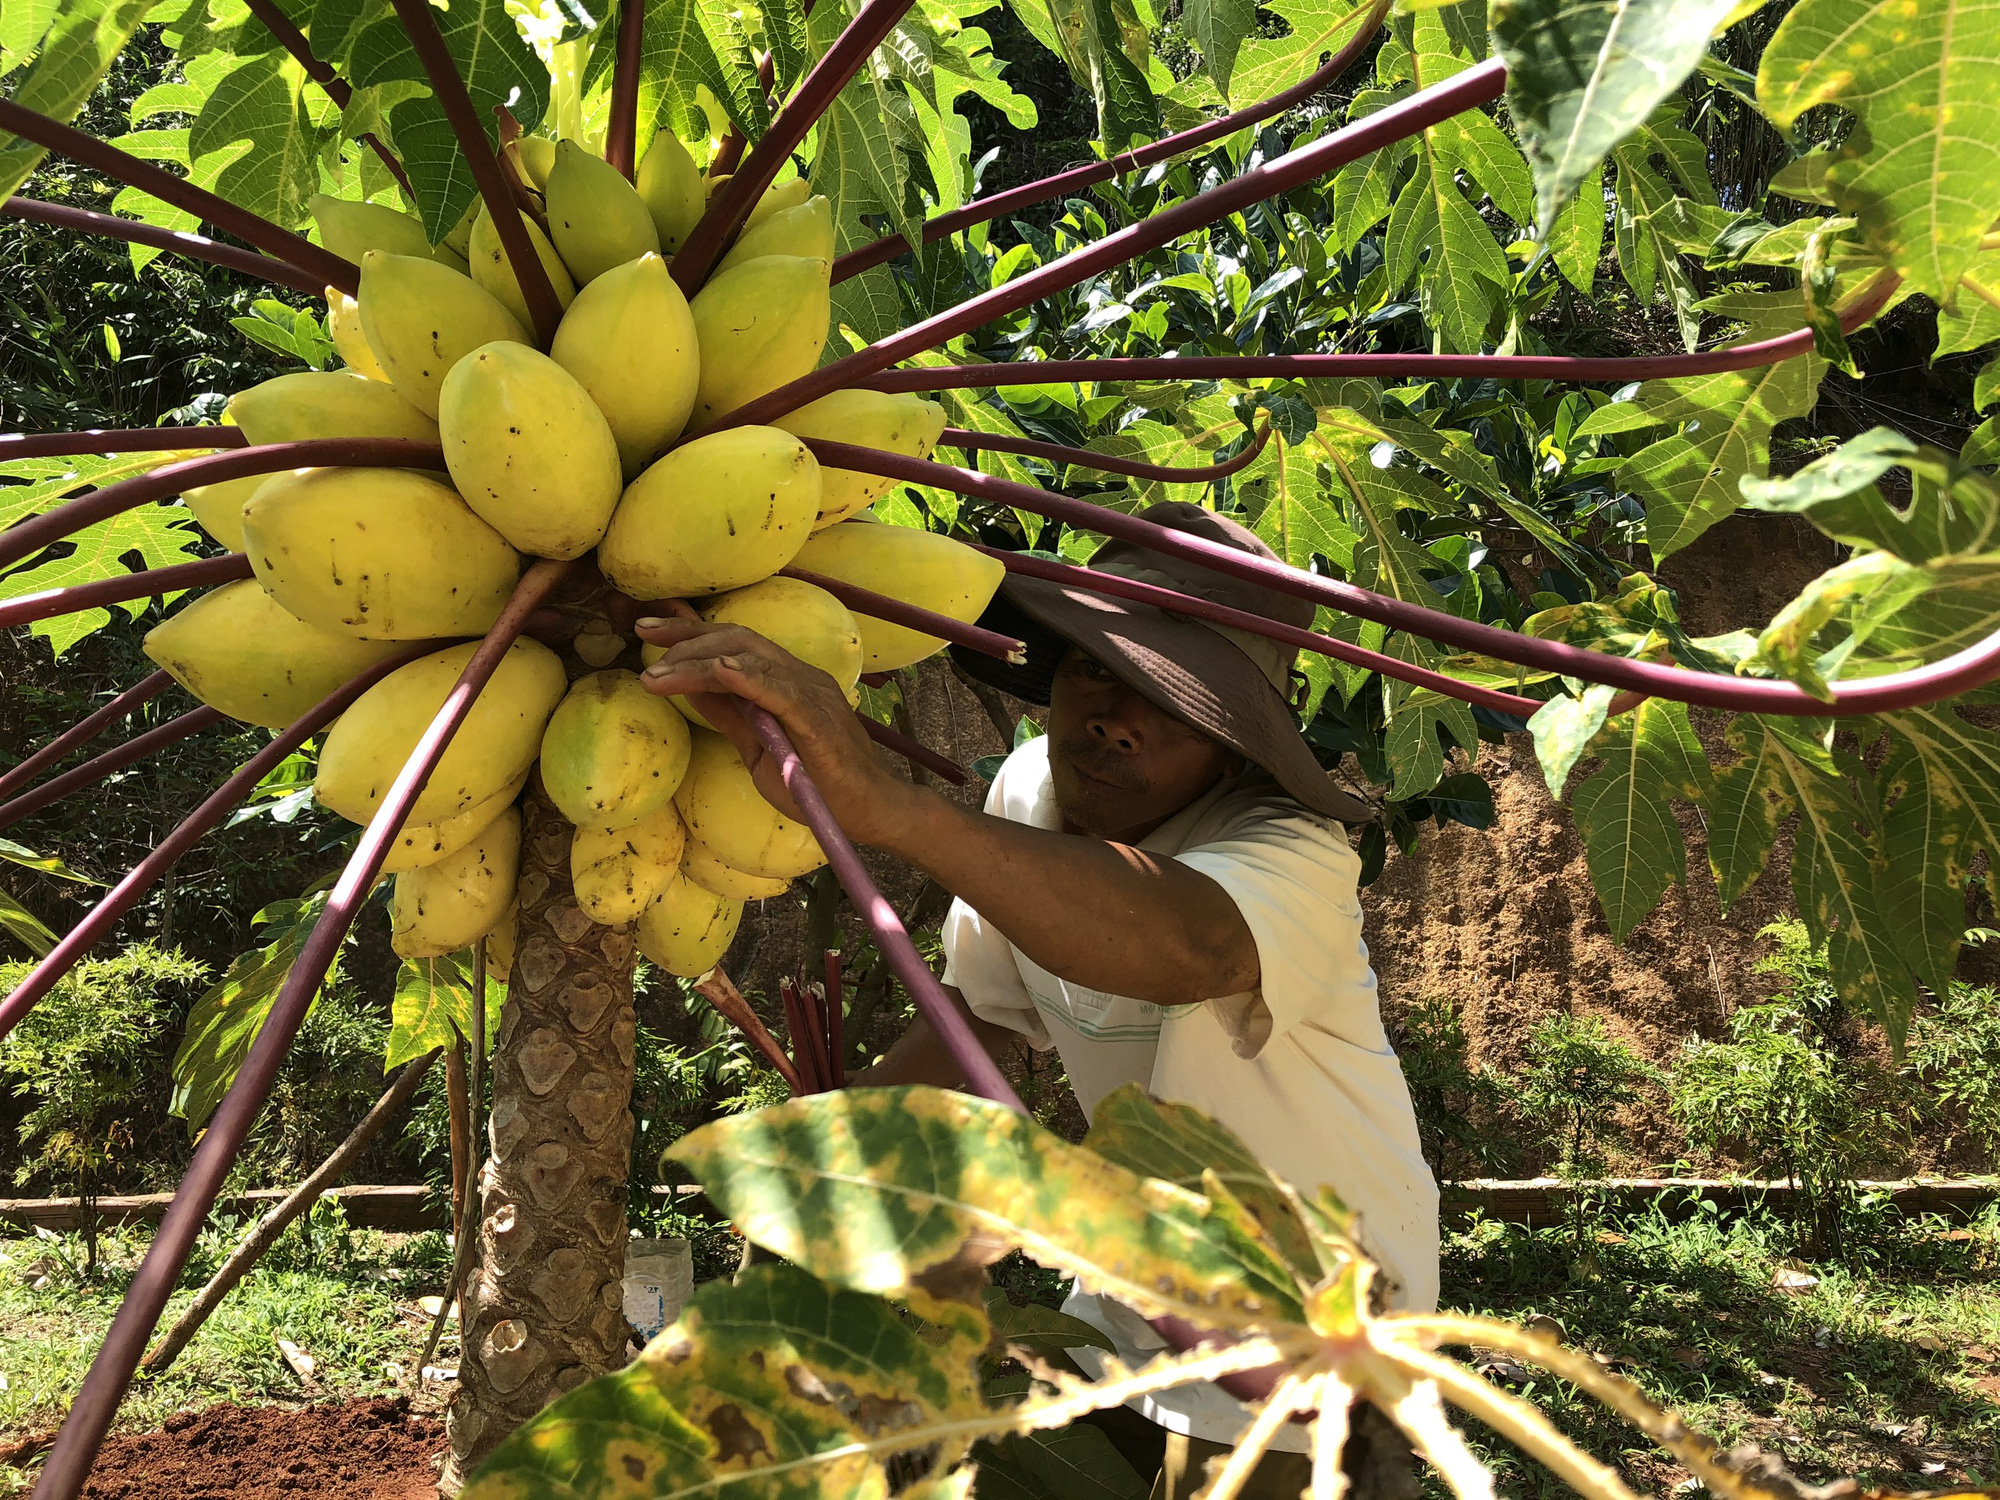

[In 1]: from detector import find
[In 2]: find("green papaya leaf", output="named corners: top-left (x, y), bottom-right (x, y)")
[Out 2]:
top-left (0, 0), bottom-right (163, 201)
top-left (385, 952), bottom-right (503, 1070)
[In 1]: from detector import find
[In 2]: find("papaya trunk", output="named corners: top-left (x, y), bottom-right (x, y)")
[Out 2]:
top-left (442, 779), bottom-right (638, 1488)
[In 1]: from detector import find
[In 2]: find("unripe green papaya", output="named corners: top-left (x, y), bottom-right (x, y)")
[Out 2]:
top-left (636, 130), bottom-right (704, 254)
top-left (682, 839), bottom-right (791, 900)
top-left (716, 196), bottom-right (834, 277)
top-left (485, 900), bottom-right (518, 981)
top-left (242, 467), bottom-right (520, 639)
top-left (511, 136), bottom-right (556, 191)
top-left (142, 579), bottom-right (406, 728)
top-left (549, 253), bottom-right (699, 476)
top-left (539, 668), bottom-right (693, 831)
top-left (747, 176), bottom-right (810, 230)
top-left (642, 576), bottom-right (860, 730)
top-left (181, 474), bottom-right (259, 551)
top-left (545, 140), bottom-right (661, 285)
top-left (774, 390), bottom-right (947, 527)
top-left (636, 870), bottom-right (742, 977)
top-left (326, 288), bottom-right (390, 382)
top-left (571, 803), bottom-right (686, 924)
top-left (791, 520), bottom-right (1005, 670)
top-left (392, 806), bottom-right (521, 958)
top-left (380, 770), bottom-right (528, 874)
top-left (227, 371), bottom-right (438, 448)
top-left (438, 342), bottom-right (621, 559)
top-left (468, 204), bottom-right (576, 332)
top-left (357, 250), bottom-right (530, 418)
top-left (317, 638), bottom-right (566, 825)
top-left (597, 426), bottom-right (819, 598)
top-left (686, 254), bottom-right (830, 430)
top-left (311, 194), bottom-right (433, 264)
top-left (674, 729), bottom-right (824, 879)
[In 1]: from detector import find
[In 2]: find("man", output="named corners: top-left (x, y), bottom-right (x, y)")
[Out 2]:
top-left (636, 502), bottom-right (1437, 1498)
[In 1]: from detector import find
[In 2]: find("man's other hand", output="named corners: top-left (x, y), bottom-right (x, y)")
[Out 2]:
top-left (633, 613), bottom-right (921, 846)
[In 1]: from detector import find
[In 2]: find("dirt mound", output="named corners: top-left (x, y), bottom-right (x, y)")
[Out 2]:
top-left (76, 1396), bottom-right (442, 1499)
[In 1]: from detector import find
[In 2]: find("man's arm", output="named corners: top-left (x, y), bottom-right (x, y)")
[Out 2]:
top-left (848, 985), bottom-right (1025, 1086)
top-left (634, 617), bottom-right (1260, 1006)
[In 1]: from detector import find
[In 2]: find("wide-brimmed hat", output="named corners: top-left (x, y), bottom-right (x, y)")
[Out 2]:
top-left (950, 502), bottom-right (1372, 823)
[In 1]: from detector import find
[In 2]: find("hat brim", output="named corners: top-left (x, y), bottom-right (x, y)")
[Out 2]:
top-left (950, 574), bottom-right (1372, 823)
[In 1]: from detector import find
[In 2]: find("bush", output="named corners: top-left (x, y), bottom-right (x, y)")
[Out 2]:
top-left (1391, 995), bottom-right (1512, 1181)
top-left (1907, 977), bottom-right (2000, 1162)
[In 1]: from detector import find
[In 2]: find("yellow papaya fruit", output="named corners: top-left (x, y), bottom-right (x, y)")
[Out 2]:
top-left (715, 196), bottom-right (834, 276)
top-left (636, 130), bottom-right (704, 253)
top-left (704, 171), bottom-right (731, 200)
top-left (597, 426), bottom-right (819, 598)
top-left (539, 668), bottom-right (693, 831)
top-left (317, 638), bottom-right (566, 825)
top-left (747, 176), bottom-right (810, 229)
top-left (485, 900), bottom-right (518, 980)
top-left (311, 194), bottom-right (433, 264)
top-left (774, 390), bottom-right (947, 527)
top-left (392, 806), bottom-right (521, 958)
top-left (439, 200), bottom-right (478, 269)
top-left (571, 803), bottom-right (686, 924)
top-left (181, 474), bottom-right (259, 551)
top-left (468, 204), bottom-right (576, 332)
top-left (636, 869), bottom-right (743, 976)
top-left (438, 341), bottom-right (622, 559)
top-left (357, 250), bottom-right (530, 418)
top-left (791, 521), bottom-right (1005, 670)
top-left (642, 576), bottom-right (860, 730)
top-left (380, 771), bottom-right (528, 875)
top-left (227, 370), bottom-right (438, 448)
top-left (511, 135), bottom-right (556, 191)
top-left (674, 729), bottom-right (824, 880)
top-left (686, 254), bottom-right (830, 430)
top-left (142, 579), bottom-right (407, 728)
top-left (325, 288), bottom-right (390, 382)
top-left (681, 839), bottom-right (791, 900)
top-left (545, 140), bottom-right (661, 285)
top-left (549, 252), bottom-right (699, 476)
top-left (241, 467), bottom-right (520, 639)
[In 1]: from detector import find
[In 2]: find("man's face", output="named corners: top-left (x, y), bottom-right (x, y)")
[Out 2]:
top-left (1045, 646), bottom-right (1242, 842)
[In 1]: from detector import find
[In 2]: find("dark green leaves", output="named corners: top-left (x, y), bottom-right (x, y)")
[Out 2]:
top-left (1493, 0), bottom-right (1742, 231)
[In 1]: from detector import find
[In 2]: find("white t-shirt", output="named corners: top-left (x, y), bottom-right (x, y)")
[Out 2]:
top-left (940, 735), bottom-right (1439, 1450)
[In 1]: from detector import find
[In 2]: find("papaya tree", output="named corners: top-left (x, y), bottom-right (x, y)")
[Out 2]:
top-left (4, 0), bottom-right (2000, 1493)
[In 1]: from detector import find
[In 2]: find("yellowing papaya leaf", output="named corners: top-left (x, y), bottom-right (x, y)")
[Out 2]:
top-left (384, 952), bottom-right (502, 1070)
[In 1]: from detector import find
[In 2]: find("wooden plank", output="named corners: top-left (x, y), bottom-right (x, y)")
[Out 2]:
top-left (0, 1184), bottom-right (446, 1234)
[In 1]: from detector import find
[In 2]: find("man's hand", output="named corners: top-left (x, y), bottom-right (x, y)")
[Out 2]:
top-left (633, 613), bottom-right (924, 846)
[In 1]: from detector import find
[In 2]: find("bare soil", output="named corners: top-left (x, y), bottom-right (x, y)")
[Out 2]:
top-left (69, 1397), bottom-right (442, 1499)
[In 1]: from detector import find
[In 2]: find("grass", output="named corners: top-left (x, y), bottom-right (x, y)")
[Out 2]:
top-left (0, 1207), bottom-right (461, 1489)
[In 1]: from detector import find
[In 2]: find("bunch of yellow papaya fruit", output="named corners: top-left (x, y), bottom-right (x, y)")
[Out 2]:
top-left (138, 128), bottom-right (1006, 982)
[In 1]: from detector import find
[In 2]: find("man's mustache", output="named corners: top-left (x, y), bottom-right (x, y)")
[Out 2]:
top-left (1053, 735), bottom-right (1147, 794)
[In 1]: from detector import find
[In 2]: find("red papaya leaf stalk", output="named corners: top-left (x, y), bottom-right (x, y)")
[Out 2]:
top-left (0, 98), bottom-right (355, 292)
top-left (30, 560), bottom-right (578, 1500)
top-left (0, 438), bottom-right (449, 570)
top-left (0, 671), bottom-right (174, 805)
top-left (856, 709), bottom-right (969, 783)
top-left (0, 707), bottom-right (226, 835)
top-left (0, 197), bottom-right (332, 295)
top-left (777, 565), bottom-right (1027, 662)
top-left (0, 554), bottom-right (252, 632)
top-left (239, 0), bottom-right (412, 198)
top-left (939, 422), bottom-right (1276, 482)
top-left (605, 0), bottom-right (648, 181)
top-left (0, 425), bottom-right (246, 461)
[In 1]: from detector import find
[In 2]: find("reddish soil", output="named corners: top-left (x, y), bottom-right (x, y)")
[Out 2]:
top-left (70, 1397), bottom-right (443, 1499)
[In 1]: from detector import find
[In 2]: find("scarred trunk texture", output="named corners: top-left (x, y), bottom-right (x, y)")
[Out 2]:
top-left (443, 780), bottom-right (638, 1487)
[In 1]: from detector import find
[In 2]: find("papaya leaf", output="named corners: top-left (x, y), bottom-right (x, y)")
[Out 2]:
top-left (973, 1424), bottom-right (1148, 1500)
top-left (667, 1087), bottom-right (1307, 1329)
top-left (1566, 696), bottom-right (1702, 940)
top-left (1493, 0), bottom-right (1740, 232)
top-left (1227, 0), bottom-right (1372, 107)
top-left (0, 839), bottom-right (96, 884)
top-left (1528, 682), bottom-right (1617, 797)
top-left (384, 952), bottom-right (502, 1070)
top-left (811, 2), bottom-right (915, 347)
top-left (0, 891), bottom-right (59, 958)
top-left (633, 0), bottom-right (768, 149)
top-left (0, 0), bottom-right (163, 201)
top-left (1760, 0), bottom-right (2000, 301)
top-left (1183, 0), bottom-right (1255, 95)
top-left (980, 1286), bottom-right (1116, 1358)
top-left (0, 501), bottom-right (204, 657)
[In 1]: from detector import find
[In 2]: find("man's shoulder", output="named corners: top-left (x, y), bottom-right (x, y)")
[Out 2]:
top-left (984, 733), bottom-right (1055, 822)
top-left (1179, 774), bottom-right (1363, 885)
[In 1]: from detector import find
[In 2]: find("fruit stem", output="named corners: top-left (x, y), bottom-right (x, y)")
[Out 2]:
top-left (0, 707), bottom-right (225, 835)
top-left (387, 0), bottom-right (564, 345)
top-left (2, 196), bottom-right (332, 295)
top-left (0, 423), bottom-right (247, 460)
top-left (939, 422), bottom-right (1274, 483)
top-left (830, 0), bottom-right (1391, 284)
top-left (738, 701), bottom-right (1026, 1111)
top-left (973, 545), bottom-right (1543, 718)
top-left (779, 564), bottom-right (1026, 663)
top-left (26, 562), bottom-right (576, 1500)
top-left (813, 442), bottom-right (2000, 718)
top-left (0, 98), bottom-right (358, 294)
top-left (0, 670), bottom-right (175, 805)
top-left (671, 0), bottom-right (917, 292)
top-left (606, 0), bottom-right (647, 181)
top-left (240, 0), bottom-right (412, 197)
top-left (0, 437), bottom-right (448, 573)
top-left (0, 552), bottom-right (253, 631)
